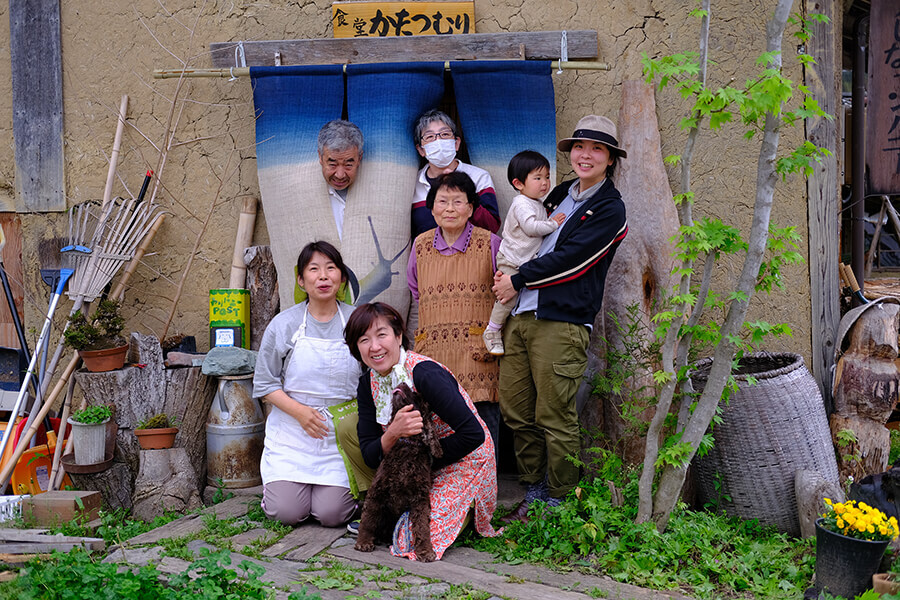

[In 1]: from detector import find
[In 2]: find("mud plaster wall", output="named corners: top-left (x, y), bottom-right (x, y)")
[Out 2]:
top-left (0, 0), bottom-right (812, 362)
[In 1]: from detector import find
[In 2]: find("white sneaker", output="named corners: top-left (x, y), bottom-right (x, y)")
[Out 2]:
top-left (482, 328), bottom-right (504, 356)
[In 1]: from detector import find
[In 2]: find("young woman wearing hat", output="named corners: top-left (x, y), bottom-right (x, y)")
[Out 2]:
top-left (492, 115), bottom-right (629, 523)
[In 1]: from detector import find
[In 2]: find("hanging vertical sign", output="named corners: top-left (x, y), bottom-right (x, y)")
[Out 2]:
top-left (867, 0), bottom-right (900, 195)
top-left (331, 1), bottom-right (475, 38)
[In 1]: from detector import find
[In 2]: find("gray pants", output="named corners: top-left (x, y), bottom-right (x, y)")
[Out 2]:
top-left (262, 480), bottom-right (356, 527)
top-left (489, 253), bottom-right (519, 327)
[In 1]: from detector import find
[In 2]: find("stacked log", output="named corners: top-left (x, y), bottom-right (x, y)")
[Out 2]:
top-left (831, 299), bottom-right (900, 480)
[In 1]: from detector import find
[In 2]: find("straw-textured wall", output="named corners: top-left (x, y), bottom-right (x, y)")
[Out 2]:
top-left (0, 0), bottom-right (812, 361)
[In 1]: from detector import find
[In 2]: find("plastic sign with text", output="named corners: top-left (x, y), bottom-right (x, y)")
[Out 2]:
top-left (331, 1), bottom-right (475, 38)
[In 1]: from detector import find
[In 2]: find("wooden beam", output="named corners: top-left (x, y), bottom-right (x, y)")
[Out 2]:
top-left (9, 0), bottom-right (65, 212)
top-left (804, 0), bottom-right (839, 411)
top-left (210, 30), bottom-right (598, 67)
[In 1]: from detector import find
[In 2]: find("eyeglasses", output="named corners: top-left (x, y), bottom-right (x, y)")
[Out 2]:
top-left (434, 198), bottom-right (469, 209)
top-left (420, 129), bottom-right (454, 144)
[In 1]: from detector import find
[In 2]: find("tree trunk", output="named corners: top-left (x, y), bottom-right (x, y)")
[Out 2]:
top-left (245, 245), bottom-right (279, 351)
top-left (583, 80), bottom-right (678, 464)
top-left (73, 332), bottom-right (216, 506)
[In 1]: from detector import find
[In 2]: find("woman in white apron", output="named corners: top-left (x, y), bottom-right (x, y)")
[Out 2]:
top-left (252, 241), bottom-right (361, 526)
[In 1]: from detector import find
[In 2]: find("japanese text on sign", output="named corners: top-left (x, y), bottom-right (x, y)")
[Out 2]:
top-left (332, 2), bottom-right (475, 38)
top-left (867, 1), bottom-right (900, 195)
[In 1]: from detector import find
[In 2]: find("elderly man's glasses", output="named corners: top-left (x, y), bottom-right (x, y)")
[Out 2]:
top-left (421, 129), bottom-right (454, 144)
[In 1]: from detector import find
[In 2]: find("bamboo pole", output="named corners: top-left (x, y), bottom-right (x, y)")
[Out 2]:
top-left (0, 356), bottom-right (79, 486)
top-left (229, 197), bottom-right (258, 289)
top-left (0, 214), bottom-right (166, 487)
top-left (101, 96), bottom-right (129, 211)
top-left (153, 60), bottom-right (612, 79)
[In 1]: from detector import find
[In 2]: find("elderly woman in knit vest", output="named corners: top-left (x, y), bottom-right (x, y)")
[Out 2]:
top-left (406, 171), bottom-right (501, 451)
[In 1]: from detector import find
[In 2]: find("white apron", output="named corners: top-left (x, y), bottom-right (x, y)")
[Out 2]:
top-left (260, 304), bottom-right (361, 486)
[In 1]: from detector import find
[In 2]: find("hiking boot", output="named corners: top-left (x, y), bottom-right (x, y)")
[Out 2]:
top-left (482, 328), bottom-right (504, 356)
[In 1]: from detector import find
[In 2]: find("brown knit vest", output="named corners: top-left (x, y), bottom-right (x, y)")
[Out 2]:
top-left (414, 227), bottom-right (499, 403)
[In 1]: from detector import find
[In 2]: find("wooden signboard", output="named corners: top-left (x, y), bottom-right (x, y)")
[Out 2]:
top-left (332, 1), bottom-right (475, 38)
top-left (866, 0), bottom-right (900, 196)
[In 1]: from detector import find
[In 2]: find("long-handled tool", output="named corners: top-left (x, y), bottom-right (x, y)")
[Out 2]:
top-left (0, 269), bottom-right (73, 469)
top-left (0, 225), bottom-right (56, 437)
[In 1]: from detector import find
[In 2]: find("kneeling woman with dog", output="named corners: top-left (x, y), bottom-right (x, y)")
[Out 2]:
top-left (343, 302), bottom-right (500, 560)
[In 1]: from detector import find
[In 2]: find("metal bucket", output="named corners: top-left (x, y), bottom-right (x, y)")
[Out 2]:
top-left (206, 374), bottom-right (264, 488)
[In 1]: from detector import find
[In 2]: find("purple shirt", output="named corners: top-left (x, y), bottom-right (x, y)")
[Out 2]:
top-left (407, 221), bottom-right (501, 302)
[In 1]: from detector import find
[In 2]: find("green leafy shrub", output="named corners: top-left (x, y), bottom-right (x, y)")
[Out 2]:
top-left (69, 405), bottom-right (111, 424)
top-left (63, 299), bottom-right (126, 351)
top-left (464, 453), bottom-right (813, 600)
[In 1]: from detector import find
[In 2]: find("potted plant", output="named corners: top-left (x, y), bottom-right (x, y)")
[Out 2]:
top-left (874, 551), bottom-right (900, 595)
top-left (815, 498), bottom-right (899, 599)
top-left (63, 299), bottom-right (128, 372)
top-left (67, 405), bottom-right (112, 465)
top-left (134, 413), bottom-right (178, 450)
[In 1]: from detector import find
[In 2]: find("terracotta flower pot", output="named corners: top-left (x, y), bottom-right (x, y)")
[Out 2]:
top-left (79, 344), bottom-right (129, 372)
top-left (873, 572), bottom-right (900, 595)
top-left (134, 427), bottom-right (178, 450)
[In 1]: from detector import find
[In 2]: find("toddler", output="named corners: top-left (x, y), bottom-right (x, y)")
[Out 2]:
top-left (482, 150), bottom-right (565, 355)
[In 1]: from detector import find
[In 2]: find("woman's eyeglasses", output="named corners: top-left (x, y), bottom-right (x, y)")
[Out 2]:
top-left (420, 130), bottom-right (455, 144)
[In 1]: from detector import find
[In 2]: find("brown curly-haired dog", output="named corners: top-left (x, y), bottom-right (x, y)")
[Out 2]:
top-left (354, 382), bottom-right (443, 561)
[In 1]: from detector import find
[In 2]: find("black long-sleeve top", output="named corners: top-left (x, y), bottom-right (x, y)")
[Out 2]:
top-left (356, 360), bottom-right (485, 471)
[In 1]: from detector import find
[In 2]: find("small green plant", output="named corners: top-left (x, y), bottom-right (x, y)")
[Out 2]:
top-left (304, 561), bottom-right (362, 591)
top-left (63, 299), bottom-right (126, 351)
top-left (211, 476), bottom-right (234, 504)
top-left (69, 405), bottom-right (111, 424)
top-left (136, 413), bottom-right (176, 429)
top-left (889, 428), bottom-right (900, 465)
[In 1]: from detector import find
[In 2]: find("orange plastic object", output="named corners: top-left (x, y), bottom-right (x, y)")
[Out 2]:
top-left (0, 417), bottom-right (25, 477)
top-left (11, 436), bottom-right (72, 496)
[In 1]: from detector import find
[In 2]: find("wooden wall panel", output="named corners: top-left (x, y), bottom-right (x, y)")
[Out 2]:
top-left (0, 214), bottom-right (24, 350)
top-left (10, 0), bottom-right (65, 213)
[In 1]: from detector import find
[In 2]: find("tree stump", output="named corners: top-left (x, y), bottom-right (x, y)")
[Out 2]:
top-left (579, 81), bottom-right (679, 464)
top-left (73, 332), bottom-right (216, 510)
top-left (131, 448), bottom-right (203, 522)
top-left (245, 245), bottom-right (279, 351)
top-left (831, 300), bottom-right (900, 479)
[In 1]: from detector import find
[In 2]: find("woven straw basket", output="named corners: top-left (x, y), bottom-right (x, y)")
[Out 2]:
top-left (691, 353), bottom-right (839, 536)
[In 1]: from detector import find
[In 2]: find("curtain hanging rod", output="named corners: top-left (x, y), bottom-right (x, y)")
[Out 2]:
top-left (153, 60), bottom-right (611, 79)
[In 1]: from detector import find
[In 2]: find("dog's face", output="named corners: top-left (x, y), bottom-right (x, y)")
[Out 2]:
top-left (391, 383), bottom-right (443, 458)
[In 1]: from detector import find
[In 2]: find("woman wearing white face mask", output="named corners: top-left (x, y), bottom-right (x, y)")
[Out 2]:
top-left (411, 110), bottom-right (500, 240)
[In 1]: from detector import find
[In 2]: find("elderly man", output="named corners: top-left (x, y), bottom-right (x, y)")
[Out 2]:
top-left (318, 120), bottom-right (363, 241)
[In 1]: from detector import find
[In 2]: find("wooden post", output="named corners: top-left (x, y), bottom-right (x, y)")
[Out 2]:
top-left (805, 0), bottom-right (840, 412)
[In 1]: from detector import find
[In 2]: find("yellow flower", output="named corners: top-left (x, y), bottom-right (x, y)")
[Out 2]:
top-left (834, 504), bottom-right (846, 515)
top-left (824, 498), bottom-right (833, 506)
top-left (837, 518), bottom-right (845, 529)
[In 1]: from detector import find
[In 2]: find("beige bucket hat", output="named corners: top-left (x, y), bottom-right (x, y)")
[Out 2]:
top-left (557, 115), bottom-right (627, 158)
